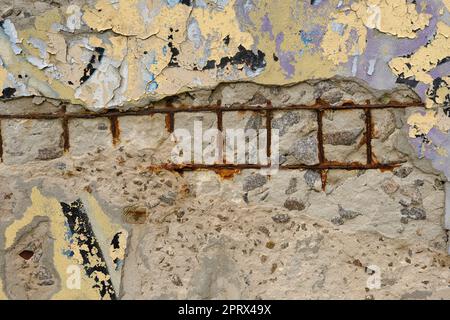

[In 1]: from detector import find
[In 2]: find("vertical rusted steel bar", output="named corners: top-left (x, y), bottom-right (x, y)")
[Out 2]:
top-left (365, 108), bottom-right (373, 165)
top-left (62, 105), bottom-right (70, 152)
top-left (110, 115), bottom-right (121, 145)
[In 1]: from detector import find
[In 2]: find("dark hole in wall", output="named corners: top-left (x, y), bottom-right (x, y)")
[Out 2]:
top-left (19, 250), bottom-right (34, 260)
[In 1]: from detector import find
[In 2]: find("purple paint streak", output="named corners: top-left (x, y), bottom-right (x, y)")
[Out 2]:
top-left (275, 32), bottom-right (296, 78)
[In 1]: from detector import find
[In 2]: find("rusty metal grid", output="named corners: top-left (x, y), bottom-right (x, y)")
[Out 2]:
top-left (0, 101), bottom-right (422, 189)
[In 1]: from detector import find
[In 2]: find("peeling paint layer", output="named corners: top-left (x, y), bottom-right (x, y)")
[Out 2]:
top-left (3, 188), bottom-right (127, 300)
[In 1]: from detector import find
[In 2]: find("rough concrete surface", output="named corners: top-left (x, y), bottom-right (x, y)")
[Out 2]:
top-left (0, 0), bottom-right (450, 300)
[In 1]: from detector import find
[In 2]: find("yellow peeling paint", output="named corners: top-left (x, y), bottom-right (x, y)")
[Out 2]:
top-left (0, 66), bottom-right (7, 89)
top-left (352, 0), bottom-right (431, 39)
top-left (410, 109), bottom-right (450, 138)
top-left (322, 0), bottom-right (430, 66)
top-left (181, 2), bottom-right (254, 64)
top-left (407, 110), bottom-right (437, 138)
top-left (19, 9), bottom-right (62, 62)
top-left (124, 36), bottom-right (170, 101)
top-left (4, 188), bottom-right (100, 300)
top-left (0, 0), bottom-right (444, 111)
top-left (0, 30), bottom-right (76, 101)
top-left (425, 76), bottom-right (450, 109)
top-left (83, 0), bottom-right (191, 40)
top-left (322, 9), bottom-right (367, 65)
top-left (249, 0), bottom-right (335, 82)
top-left (444, 0), bottom-right (450, 12)
top-left (3, 188), bottom-right (127, 300)
top-left (389, 22), bottom-right (450, 85)
top-left (155, 67), bottom-right (217, 98)
top-left (89, 36), bottom-right (127, 63)
top-left (82, 193), bottom-right (128, 292)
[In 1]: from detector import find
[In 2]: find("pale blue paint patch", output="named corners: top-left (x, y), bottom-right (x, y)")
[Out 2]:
top-left (234, 0), bottom-right (255, 27)
top-left (28, 37), bottom-right (48, 58)
top-left (351, 56), bottom-right (359, 76)
top-left (331, 22), bottom-right (345, 36)
top-left (194, 0), bottom-right (207, 8)
top-left (299, 29), bottom-right (322, 46)
top-left (63, 220), bottom-right (75, 257)
top-left (62, 249), bottom-right (74, 258)
top-left (410, 126), bottom-right (450, 180)
top-left (195, 0), bottom-right (229, 9)
top-left (188, 18), bottom-right (202, 49)
top-left (144, 72), bottom-right (158, 92)
top-left (166, 0), bottom-right (180, 7)
top-left (367, 59), bottom-right (376, 76)
top-left (141, 51), bottom-right (159, 93)
top-left (2, 19), bottom-right (22, 54)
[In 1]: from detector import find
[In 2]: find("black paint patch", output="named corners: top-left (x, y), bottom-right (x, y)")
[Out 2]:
top-left (180, 0), bottom-right (192, 5)
top-left (427, 77), bottom-right (450, 114)
top-left (168, 42), bottom-right (180, 67)
top-left (413, 132), bottom-right (430, 144)
top-left (61, 200), bottom-right (117, 300)
top-left (1, 87), bottom-right (16, 99)
top-left (95, 47), bottom-right (105, 61)
top-left (223, 35), bottom-right (230, 46)
top-left (437, 56), bottom-right (450, 66)
top-left (79, 47), bottom-right (105, 85)
top-left (216, 45), bottom-right (266, 71)
top-left (111, 232), bottom-right (121, 250)
top-left (395, 73), bottom-right (419, 88)
top-left (110, 231), bottom-right (124, 270)
top-left (203, 60), bottom-right (217, 70)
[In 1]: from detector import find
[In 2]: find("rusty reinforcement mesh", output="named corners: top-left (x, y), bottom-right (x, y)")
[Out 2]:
top-left (0, 100), bottom-right (423, 189)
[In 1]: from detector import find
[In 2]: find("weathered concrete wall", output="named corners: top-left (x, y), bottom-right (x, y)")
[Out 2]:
top-left (0, 0), bottom-right (450, 300)
top-left (0, 0), bottom-right (448, 174)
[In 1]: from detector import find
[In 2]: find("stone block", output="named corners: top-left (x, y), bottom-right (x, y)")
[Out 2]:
top-left (1, 119), bottom-right (63, 165)
top-left (223, 111), bottom-right (266, 165)
top-left (272, 110), bottom-right (319, 166)
top-left (119, 114), bottom-right (170, 151)
top-left (0, 98), bottom-right (62, 116)
top-left (313, 80), bottom-right (377, 106)
top-left (232, 169), bottom-right (312, 206)
top-left (371, 108), bottom-right (408, 164)
top-left (323, 109), bottom-right (366, 163)
top-left (174, 112), bottom-right (217, 164)
top-left (68, 118), bottom-right (113, 156)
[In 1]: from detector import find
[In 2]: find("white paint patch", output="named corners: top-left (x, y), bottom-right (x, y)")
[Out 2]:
top-left (66, 5), bottom-right (83, 32)
top-left (351, 56), bottom-right (359, 76)
top-left (366, 4), bottom-right (381, 30)
top-left (3, 19), bottom-right (22, 54)
top-left (26, 56), bottom-right (48, 69)
top-left (28, 37), bottom-right (48, 59)
top-left (367, 59), bottom-right (376, 76)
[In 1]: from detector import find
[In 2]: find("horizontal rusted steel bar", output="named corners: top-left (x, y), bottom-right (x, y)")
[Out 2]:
top-left (0, 102), bottom-right (423, 120)
top-left (147, 162), bottom-right (403, 172)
